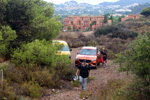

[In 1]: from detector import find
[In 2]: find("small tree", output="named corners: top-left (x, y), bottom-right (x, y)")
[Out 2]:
top-left (0, 26), bottom-right (17, 56)
top-left (0, 0), bottom-right (62, 57)
top-left (141, 7), bottom-right (150, 17)
top-left (116, 31), bottom-right (150, 100)
top-left (90, 21), bottom-right (95, 30)
top-left (103, 13), bottom-right (110, 23)
top-left (73, 25), bottom-right (76, 31)
top-left (68, 26), bottom-right (72, 31)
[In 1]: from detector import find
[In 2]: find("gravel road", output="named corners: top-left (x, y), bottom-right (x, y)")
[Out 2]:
top-left (41, 48), bottom-right (126, 100)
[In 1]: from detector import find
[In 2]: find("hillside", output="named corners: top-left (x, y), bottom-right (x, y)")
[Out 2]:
top-left (99, 0), bottom-right (150, 6)
top-left (54, 0), bottom-right (150, 17)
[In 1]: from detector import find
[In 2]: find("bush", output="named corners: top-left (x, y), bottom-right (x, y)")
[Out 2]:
top-left (5, 67), bottom-right (24, 84)
top-left (11, 40), bottom-right (70, 67)
top-left (116, 31), bottom-right (150, 100)
top-left (124, 78), bottom-right (150, 100)
top-left (95, 79), bottom-right (126, 100)
top-left (53, 56), bottom-right (74, 81)
top-left (0, 80), bottom-right (16, 100)
top-left (71, 80), bottom-right (80, 87)
top-left (125, 18), bottom-right (134, 21)
top-left (32, 68), bottom-right (55, 88)
top-left (94, 24), bottom-right (138, 40)
top-left (21, 81), bottom-right (44, 98)
top-left (141, 7), bottom-right (150, 17)
top-left (0, 0), bottom-right (62, 58)
top-left (0, 26), bottom-right (17, 56)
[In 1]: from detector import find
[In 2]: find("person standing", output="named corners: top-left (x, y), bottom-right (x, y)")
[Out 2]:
top-left (101, 47), bottom-right (107, 66)
top-left (75, 60), bottom-right (91, 91)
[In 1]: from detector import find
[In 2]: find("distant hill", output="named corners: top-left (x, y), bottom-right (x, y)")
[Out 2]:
top-left (118, 3), bottom-right (150, 15)
top-left (99, 0), bottom-right (150, 6)
top-left (54, 0), bottom-right (150, 17)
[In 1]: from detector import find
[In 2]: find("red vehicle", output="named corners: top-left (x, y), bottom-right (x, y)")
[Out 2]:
top-left (75, 46), bottom-right (100, 68)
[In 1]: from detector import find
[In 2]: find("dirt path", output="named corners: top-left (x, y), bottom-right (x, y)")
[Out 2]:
top-left (41, 48), bottom-right (126, 100)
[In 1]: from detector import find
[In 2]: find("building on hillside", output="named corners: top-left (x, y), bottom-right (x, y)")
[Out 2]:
top-left (63, 15), bottom-right (105, 31)
top-left (121, 14), bottom-right (141, 22)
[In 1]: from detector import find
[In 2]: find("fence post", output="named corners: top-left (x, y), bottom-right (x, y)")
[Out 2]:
top-left (1, 69), bottom-right (3, 90)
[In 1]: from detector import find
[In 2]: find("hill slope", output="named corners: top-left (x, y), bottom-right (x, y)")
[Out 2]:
top-left (99, 0), bottom-right (150, 6)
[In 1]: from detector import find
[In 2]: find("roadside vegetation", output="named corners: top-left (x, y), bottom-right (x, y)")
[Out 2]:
top-left (0, 0), bottom-right (73, 99)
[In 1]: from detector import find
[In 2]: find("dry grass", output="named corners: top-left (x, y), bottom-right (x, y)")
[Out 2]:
top-left (57, 32), bottom-right (130, 56)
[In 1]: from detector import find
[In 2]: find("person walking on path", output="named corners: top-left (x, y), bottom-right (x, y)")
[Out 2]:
top-left (101, 47), bottom-right (107, 66)
top-left (75, 60), bottom-right (91, 91)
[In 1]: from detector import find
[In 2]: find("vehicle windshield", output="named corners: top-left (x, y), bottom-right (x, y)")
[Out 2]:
top-left (58, 45), bottom-right (69, 51)
top-left (80, 49), bottom-right (96, 55)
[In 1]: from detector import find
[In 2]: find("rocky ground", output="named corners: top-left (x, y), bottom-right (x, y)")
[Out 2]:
top-left (41, 48), bottom-right (127, 100)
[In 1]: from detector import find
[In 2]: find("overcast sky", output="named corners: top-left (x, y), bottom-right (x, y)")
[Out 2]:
top-left (44, 0), bottom-right (119, 5)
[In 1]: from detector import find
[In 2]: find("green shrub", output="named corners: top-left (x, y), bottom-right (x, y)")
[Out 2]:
top-left (94, 24), bottom-right (138, 40)
top-left (71, 80), bottom-right (80, 87)
top-left (95, 79), bottom-right (126, 100)
top-left (21, 81), bottom-right (44, 98)
top-left (88, 40), bottom-right (98, 47)
top-left (0, 26), bottom-right (17, 56)
top-left (141, 7), bottom-right (150, 17)
top-left (32, 68), bottom-right (55, 88)
top-left (0, 80), bottom-right (16, 100)
top-left (116, 31), bottom-right (150, 100)
top-left (80, 91), bottom-right (91, 99)
top-left (0, 0), bottom-right (62, 58)
top-left (11, 40), bottom-right (69, 67)
top-left (125, 18), bottom-right (134, 21)
top-left (5, 67), bottom-right (24, 84)
top-left (89, 76), bottom-right (95, 80)
top-left (53, 56), bottom-right (73, 81)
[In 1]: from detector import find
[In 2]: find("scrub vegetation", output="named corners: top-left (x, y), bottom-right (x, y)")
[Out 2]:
top-left (0, 0), bottom-right (73, 99)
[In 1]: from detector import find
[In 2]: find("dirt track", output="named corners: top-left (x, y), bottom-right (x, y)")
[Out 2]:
top-left (42, 48), bottom-right (126, 100)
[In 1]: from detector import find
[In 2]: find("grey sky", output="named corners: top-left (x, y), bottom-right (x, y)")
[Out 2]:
top-left (44, 0), bottom-right (119, 5)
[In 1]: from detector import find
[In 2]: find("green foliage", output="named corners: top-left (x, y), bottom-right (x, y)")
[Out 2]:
top-left (141, 7), bottom-right (150, 17)
top-left (89, 76), bottom-right (95, 80)
top-left (94, 24), bottom-right (138, 39)
top-left (103, 13), bottom-right (110, 23)
top-left (21, 80), bottom-right (44, 98)
top-left (88, 40), bottom-right (98, 47)
top-left (90, 21), bottom-right (95, 30)
top-left (71, 80), bottom-right (80, 87)
top-left (0, 80), bottom-right (16, 100)
top-left (95, 79), bottom-right (126, 100)
top-left (116, 31), bottom-right (150, 100)
top-left (118, 15), bottom-right (125, 22)
top-left (11, 40), bottom-right (69, 67)
top-left (0, 0), bottom-right (62, 57)
top-left (80, 91), bottom-right (91, 99)
top-left (0, 26), bottom-right (17, 56)
top-left (125, 18), bottom-right (134, 21)
top-left (140, 16), bottom-right (145, 21)
top-left (68, 26), bottom-right (72, 31)
top-left (123, 78), bottom-right (150, 100)
top-left (111, 15), bottom-right (124, 24)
